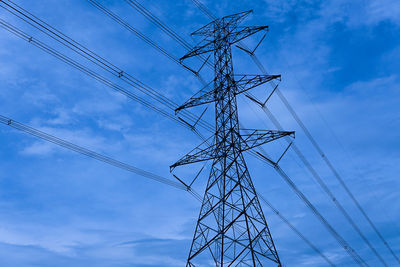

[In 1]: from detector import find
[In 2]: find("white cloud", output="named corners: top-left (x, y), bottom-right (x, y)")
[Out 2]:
top-left (21, 140), bottom-right (57, 156)
top-left (367, 0), bottom-right (400, 25)
top-left (263, 0), bottom-right (400, 29)
top-left (1, 0), bottom-right (399, 266)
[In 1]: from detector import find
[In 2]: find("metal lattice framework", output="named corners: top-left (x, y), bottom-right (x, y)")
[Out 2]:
top-left (171, 11), bottom-right (294, 266)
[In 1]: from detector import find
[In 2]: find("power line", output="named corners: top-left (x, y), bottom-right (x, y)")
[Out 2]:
top-left (263, 160), bottom-right (367, 266)
top-left (275, 89), bottom-right (400, 265)
top-left (85, 0), bottom-right (209, 88)
top-left (0, 114), bottom-right (185, 190)
top-left (0, 2), bottom-right (275, 217)
top-left (83, 0), bottom-right (289, 173)
top-left (0, 114), bottom-right (335, 266)
top-left (86, 0), bottom-right (179, 64)
top-left (0, 18), bottom-right (186, 129)
top-left (188, 0), bottom-right (397, 265)
top-left (0, 14), bottom-right (213, 136)
top-left (124, 0), bottom-right (192, 50)
top-left (190, 0), bottom-right (216, 20)
top-left (123, 0), bottom-right (212, 67)
top-left (112, 1), bottom-right (289, 175)
top-left (80, 6), bottom-right (350, 263)
top-left (0, 0), bottom-right (211, 131)
top-left (109, 1), bottom-right (371, 264)
top-left (258, 194), bottom-right (336, 267)
top-left (0, 3), bottom-right (371, 264)
top-left (250, 16), bottom-right (398, 267)
top-left (82, 1), bottom-right (306, 187)
top-left (94, 1), bottom-right (370, 264)
top-left (0, 13), bottom-right (220, 169)
top-left (257, 103), bottom-right (387, 266)
top-left (253, 145), bottom-right (367, 266)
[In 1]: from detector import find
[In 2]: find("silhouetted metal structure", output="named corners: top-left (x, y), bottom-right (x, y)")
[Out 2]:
top-left (171, 11), bottom-right (294, 266)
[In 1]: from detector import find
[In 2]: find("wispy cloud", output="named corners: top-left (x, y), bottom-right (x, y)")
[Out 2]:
top-left (0, 0), bottom-right (399, 266)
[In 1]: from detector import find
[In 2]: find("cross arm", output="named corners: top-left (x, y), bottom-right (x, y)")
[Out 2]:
top-left (229, 26), bottom-right (268, 45)
top-left (235, 74), bottom-right (281, 95)
top-left (175, 81), bottom-right (216, 112)
top-left (170, 136), bottom-right (216, 170)
top-left (240, 129), bottom-right (295, 152)
top-left (181, 25), bottom-right (268, 61)
top-left (180, 39), bottom-right (216, 61)
top-left (191, 10), bottom-right (253, 37)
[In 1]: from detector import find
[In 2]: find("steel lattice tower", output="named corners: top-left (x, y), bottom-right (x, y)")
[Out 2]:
top-left (171, 11), bottom-right (294, 266)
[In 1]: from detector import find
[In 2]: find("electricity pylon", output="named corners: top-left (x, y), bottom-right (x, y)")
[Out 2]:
top-left (171, 11), bottom-right (294, 266)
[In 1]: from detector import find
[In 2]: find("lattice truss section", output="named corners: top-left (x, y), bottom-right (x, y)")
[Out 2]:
top-left (171, 10), bottom-right (294, 266)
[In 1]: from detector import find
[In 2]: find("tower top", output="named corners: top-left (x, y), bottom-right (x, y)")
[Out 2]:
top-left (180, 10), bottom-right (268, 61)
top-left (191, 10), bottom-right (253, 37)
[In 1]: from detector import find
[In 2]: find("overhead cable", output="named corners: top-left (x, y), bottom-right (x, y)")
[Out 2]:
top-left (109, 1), bottom-right (369, 264)
top-left (0, 114), bottom-right (186, 190)
top-left (0, 0), bottom-right (211, 131)
top-left (189, 0), bottom-right (395, 265)
top-left (0, 3), bottom-right (367, 265)
top-left (0, 114), bottom-right (334, 267)
top-left (0, 18), bottom-right (186, 129)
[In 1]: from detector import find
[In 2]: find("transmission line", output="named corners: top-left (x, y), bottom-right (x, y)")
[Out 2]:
top-left (0, 14), bottom-right (215, 166)
top-left (0, 16), bottom-right (217, 157)
top-left (90, 1), bottom-right (371, 264)
top-left (275, 89), bottom-right (400, 265)
top-left (82, 3), bottom-right (350, 262)
top-left (0, 0), bottom-right (211, 131)
top-left (83, 1), bottom-right (293, 173)
top-left (252, 143), bottom-right (367, 266)
top-left (83, 0), bottom-right (288, 172)
top-left (85, 0), bottom-right (208, 87)
top-left (86, 0), bottom-right (179, 65)
top-left (86, 0), bottom-right (194, 76)
top-left (188, 0), bottom-right (397, 265)
top-left (0, 114), bottom-right (335, 266)
top-left (258, 194), bottom-right (336, 267)
top-left (0, 3), bottom-right (369, 264)
top-left (0, 18), bottom-right (187, 129)
top-left (190, 0), bottom-right (216, 20)
top-left (0, 0), bottom-right (272, 171)
top-left (124, 0), bottom-right (191, 50)
top-left (269, 162), bottom-right (367, 266)
top-left (0, 12), bottom-right (213, 134)
top-left (108, 1), bottom-right (371, 265)
top-left (257, 103), bottom-right (387, 265)
top-left (123, 0), bottom-right (212, 67)
top-left (0, 115), bottom-right (185, 190)
top-left (0, 8), bottom-right (336, 266)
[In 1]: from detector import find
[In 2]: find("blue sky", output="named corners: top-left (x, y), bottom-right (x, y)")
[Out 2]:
top-left (0, 0), bottom-right (399, 266)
